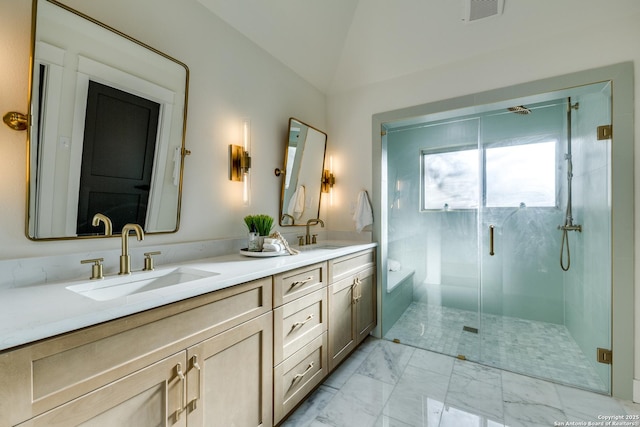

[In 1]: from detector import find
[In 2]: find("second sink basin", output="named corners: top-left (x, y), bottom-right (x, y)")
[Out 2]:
top-left (298, 243), bottom-right (347, 251)
top-left (67, 267), bottom-right (219, 301)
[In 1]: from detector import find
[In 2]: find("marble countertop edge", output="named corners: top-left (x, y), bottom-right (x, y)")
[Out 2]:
top-left (0, 241), bottom-right (377, 352)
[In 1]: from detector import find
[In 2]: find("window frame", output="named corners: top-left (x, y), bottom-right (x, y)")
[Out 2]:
top-left (420, 139), bottom-right (559, 212)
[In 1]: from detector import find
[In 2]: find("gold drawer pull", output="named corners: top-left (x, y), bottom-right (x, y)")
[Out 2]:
top-left (290, 276), bottom-right (314, 289)
top-left (352, 278), bottom-right (362, 304)
top-left (174, 363), bottom-right (186, 421)
top-left (291, 314), bottom-right (315, 330)
top-left (188, 355), bottom-right (201, 411)
top-left (292, 362), bottom-right (314, 383)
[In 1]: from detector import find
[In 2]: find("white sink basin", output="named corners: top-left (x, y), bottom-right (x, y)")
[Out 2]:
top-left (67, 267), bottom-right (219, 301)
top-left (298, 243), bottom-right (347, 251)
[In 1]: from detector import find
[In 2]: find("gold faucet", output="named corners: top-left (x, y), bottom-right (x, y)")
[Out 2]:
top-left (305, 218), bottom-right (324, 245)
top-left (92, 213), bottom-right (113, 236)
top-left (119, 223), bottom-right (144, 275)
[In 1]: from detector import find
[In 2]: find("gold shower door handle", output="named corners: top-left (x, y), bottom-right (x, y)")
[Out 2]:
top-left (489, 225), bottom-right (495, 256)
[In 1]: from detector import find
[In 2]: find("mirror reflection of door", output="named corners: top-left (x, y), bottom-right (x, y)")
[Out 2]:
top-left (76, 81), bottom-right (159, 235)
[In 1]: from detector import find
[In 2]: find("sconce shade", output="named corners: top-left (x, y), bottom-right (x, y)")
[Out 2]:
top-left (3, 112), bottom-right (28, 131)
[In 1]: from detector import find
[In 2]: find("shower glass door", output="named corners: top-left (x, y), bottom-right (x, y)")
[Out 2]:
top-left (478, 87), bottom-right (612, 393)
top-left (382, 81), bottom-right (612, 394)
top-left (383, 117), bottom-right (482, 358)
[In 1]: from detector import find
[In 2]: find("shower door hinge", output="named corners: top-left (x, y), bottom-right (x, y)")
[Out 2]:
top-left (597, 125), bottom-right (612, 140)
top-left (381, 130), bottom-right (387, 136)
top-left (597, 347), bottom-right (612, 365)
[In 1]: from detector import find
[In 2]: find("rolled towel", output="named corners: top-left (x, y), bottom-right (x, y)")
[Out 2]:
top-left (262, 242), bottom-right (284, 252)
top-left (388, 259), bottom-right (402, 272)
top-left (268, 231), bottom-right (300, 255)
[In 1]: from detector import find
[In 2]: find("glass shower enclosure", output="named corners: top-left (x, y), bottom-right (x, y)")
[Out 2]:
top-left (381, 81), bottom-right (612, 394)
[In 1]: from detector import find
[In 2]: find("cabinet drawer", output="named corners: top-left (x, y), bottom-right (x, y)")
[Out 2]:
top-left (274, 288), bottom-right (327, 365)
top-left (273, 262), bottom-right (326, 307)
top-left (328, 249), bottom-right (375, 283)
top-left (273, 332), bottom-right (328, 425)
top-left (15, 352), bottom-right (186, 427)
top-left (2, 278), bottom-right (271, 425)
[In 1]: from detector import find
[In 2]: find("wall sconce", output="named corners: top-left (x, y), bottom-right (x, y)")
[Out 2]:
top-left (229, 119), bottom-right (252, 205)
top-left (3, 112), bottom-right (28, 131)
top-left (321, 156), bottom-right (336, 205)
top-left (321, 170), bottom-right (335, 193)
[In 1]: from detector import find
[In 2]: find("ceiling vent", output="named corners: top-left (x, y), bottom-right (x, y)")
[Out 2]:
top-left (462, 0), bottom-right (504, 22)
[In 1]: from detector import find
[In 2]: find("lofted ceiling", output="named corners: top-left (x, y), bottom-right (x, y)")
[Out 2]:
top-left (196, 0), bottom-right (640, 94)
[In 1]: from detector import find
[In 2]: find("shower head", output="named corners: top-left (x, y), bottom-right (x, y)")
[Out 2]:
top-left (507, 105), bottom-right (531, 115)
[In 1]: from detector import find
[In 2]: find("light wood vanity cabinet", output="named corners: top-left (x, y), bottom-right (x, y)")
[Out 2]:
top-left (327, 249), bottom-right (376, 372)
top-left (16, 313), bottom-right (274, 427)
top-left (2, 277), bottom-right (272, 427)
top-left (1, 247), bottom-right (376, 427)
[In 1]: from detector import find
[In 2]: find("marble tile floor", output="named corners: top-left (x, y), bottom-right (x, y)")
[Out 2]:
top-left (281, 337), bottom-right (640, 427)
top-left (384, 302), bottom-right (608, 393)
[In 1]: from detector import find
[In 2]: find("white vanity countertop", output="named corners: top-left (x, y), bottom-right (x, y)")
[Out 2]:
top-left (0, 241), bottom-right (376, 352)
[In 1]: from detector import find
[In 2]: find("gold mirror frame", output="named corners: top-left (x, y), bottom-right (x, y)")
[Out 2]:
top-left (278, 118), bottom-right (327, 226)
top-left (26, 0), bottom-right (189, 240)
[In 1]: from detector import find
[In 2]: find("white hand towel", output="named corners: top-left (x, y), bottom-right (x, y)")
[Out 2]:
top-left (262, 242), bottom-right (284, 252)
top-left (287, 185), bottom-right (306, 219)
top-left (268, 231), bottom-right (300, 255)
top-left (353, 190), bottom-right (373, 232)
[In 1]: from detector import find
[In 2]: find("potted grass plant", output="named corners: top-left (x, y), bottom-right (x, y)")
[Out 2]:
top-left (244, 214), bottom-right (274, 251)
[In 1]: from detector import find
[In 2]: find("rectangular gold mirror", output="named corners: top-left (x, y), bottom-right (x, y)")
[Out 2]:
top-left (278, 118), bottom-right (327, 226)
top-left (27, 0), bottom-right (189, 240)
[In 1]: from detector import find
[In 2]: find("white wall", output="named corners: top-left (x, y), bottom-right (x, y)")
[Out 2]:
top-left (0, 0), bottom-right (326, 259)
top-left (326, 15), bottom-right (640, 398)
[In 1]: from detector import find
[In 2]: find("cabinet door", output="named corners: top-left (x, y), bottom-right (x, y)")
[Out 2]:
top-left (327, 278), bottom-right (357, 372)
top-left (16, 352), bottom-right (187, 427)
top-left (355, 267), bottom-right (377, 344)
top-left (186, 312), bottom-right (273, 427)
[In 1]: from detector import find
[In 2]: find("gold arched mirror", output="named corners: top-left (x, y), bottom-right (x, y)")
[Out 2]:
top-left (27, 0), bottom-right (189, 240)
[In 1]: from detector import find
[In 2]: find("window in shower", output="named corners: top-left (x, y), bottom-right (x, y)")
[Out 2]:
top-left (485, 140), bottom-right (557, 207)
top-left (421, 140), bottom-right (557, 210)
top-left (421, 147), bottom-right (479, 210)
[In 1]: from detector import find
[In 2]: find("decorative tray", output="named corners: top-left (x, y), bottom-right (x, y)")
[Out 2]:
top-left (239, 249), bottom-right (288, 258)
